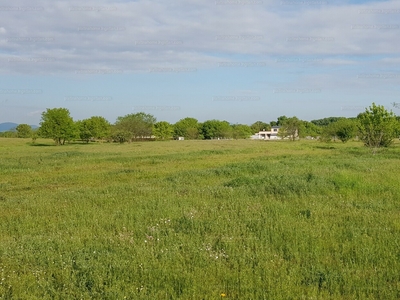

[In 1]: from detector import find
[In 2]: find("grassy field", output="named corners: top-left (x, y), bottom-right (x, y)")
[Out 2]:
top-left (0, 138), bottom-right (399, 299)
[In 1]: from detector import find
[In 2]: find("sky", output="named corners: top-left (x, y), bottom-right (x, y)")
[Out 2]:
top-left (0, 0), bottom-right (399, 125)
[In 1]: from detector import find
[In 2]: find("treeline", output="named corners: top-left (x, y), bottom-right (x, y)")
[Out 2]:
top-left (0, 109), bottom-right (340, 142)
top-left (1, 104), bottom-right (400, 152)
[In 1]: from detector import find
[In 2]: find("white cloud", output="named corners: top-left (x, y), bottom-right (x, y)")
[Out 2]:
top-left (0, 0), bottom-right (398, 75)
top-left (26, 110), bottom-right (44, 116)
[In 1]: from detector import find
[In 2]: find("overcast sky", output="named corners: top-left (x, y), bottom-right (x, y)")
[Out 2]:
top-left (0, 0), bottom-right (399, 125)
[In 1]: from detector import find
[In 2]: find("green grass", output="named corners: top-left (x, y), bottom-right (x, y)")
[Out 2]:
top-left (0, 138), bottom-right (400, 299)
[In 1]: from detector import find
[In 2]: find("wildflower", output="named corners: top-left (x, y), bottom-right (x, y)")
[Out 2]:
top-left (221, 293), bottom-right (226, 297)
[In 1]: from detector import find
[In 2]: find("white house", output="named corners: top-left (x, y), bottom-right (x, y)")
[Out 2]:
top-left (251, 126), bottom-right (281, 140)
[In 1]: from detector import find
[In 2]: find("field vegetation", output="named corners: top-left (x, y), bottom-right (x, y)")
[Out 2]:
top-left (0, 138), bottom-right (399, 299)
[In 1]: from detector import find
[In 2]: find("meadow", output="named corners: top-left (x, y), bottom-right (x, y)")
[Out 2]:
top-left (0, 138), bottom-right (399, 299)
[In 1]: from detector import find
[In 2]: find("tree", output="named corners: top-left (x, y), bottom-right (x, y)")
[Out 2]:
top-left (357, 103), bottom-right (399, 154)
top-left (311, 117), bottom-right (346, 127)
top-left (278, 116), bottom-right (301, 141)
top-left (76, 120), bottom-right (92, 143)
top-left (77, 116), bottom-right (111, 143)
top-left (250, 121), bottom-right (270, 133)
top-left (232, 124), bottom-right (253, 139)
top-left (320, 122), bottom-right (339, 142)
top-left (39, 108), bottom-right (77, 145)
top-left (0, 131), bottom-right (17, 138)
top-left (88, 116), bottom-right (111, 141)
top-left (110, 125), bottom-right (131, 143)
top-left (114, 112), bottom-right (156, 142)
top-left (277, 115), bottom-right (288, 126)
top-left (395, 116), bottom-right (400, 139)
top-left (173, 117), bottom-right (201, 139)
top-left (16, 124), bottom-right (32, 138)
top-left (335, 118), bottom-right (357, 143)
top-left (301, 121), bottom-right (321, 138)
top-left (201, 120), bottom-right (232, 139)
top-left (153, 121), bottom-right (173, 140)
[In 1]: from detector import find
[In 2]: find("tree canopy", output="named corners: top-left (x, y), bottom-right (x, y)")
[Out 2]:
top-left (173, 117), bottom-right (201, 139)
top-left (39, 108), bottom-right (77, 145)
top-left (357, 103), bottom-right (399, 153)
top-left (250, 121), bottom-right (270, 133)
top-left (77, 116), bottom-right (111, 143)
top-left (114, 112), bottom-right (156, 142)
top-left (16, 124), bottom-right (32, 138)
top-left (153, 121), bottom-right (174, 140)
top-left (201, 120), bottom-right (232, 139)
top-left (278, 116), bottom-right (301, 141)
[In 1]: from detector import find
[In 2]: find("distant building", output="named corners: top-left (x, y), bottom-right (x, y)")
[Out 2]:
top-left (251, 126), bottom-right (281, 140)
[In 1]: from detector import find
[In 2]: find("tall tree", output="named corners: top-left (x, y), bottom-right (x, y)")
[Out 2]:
top-left (357, 103), bottom-right (399, 153)
top-left (39, 108), bottom-right (77, 145)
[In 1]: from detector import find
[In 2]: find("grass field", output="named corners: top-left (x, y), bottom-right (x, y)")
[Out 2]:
top-left (0, 138), bottom-right (399, 299)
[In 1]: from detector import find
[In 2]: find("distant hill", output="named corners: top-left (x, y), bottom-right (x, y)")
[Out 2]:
top-left (0, 122), bottom-right (39, 132)
top-left (0, 122), bottom-right (18, 132)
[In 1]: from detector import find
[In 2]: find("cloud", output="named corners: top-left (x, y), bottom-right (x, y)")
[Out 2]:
top-left (0, 0), bottom-right (398, 75)
top-left (26, 110), bottom-right (44, 116)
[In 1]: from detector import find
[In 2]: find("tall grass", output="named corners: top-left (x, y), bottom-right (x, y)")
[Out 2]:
top-left (0, 138), bottom-right (399, 299)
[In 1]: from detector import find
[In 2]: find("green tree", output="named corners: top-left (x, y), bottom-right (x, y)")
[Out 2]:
top-left (357, 103), bottom-right (399, 153)
top-left (114, 112), bottom-right (156, 142)
top-left (320, 122), bottom-right (339, 142)
top-left (395, 116), bottom-right (400, 139)
top-left (311, 117), bottom-right (346, 127)
top-left (88, 116), bottom-right (111, 141)
top-left (277, 115), bottom-right (288, 126)
top-left (110, 125), bottom-right (131, 143)
top-left (301, 121), bottom-right (321, 138)
top-left (232, 124), bottom-right (253, 139)
top-left (278, 116), bottom-right (301, 141)
top-left (201, 120), bottom-right (232, 139)
top-left (16, 124), bottom-right (32, 138)
top-left (335, 118), bottom-right (357, 143)
top-left (153, 121), bottom-right (173, 140)
top-left (0, 131), bottom-right (17, 138)
top-left (39, 108), bottom-right (77, 145)
top-left (250, 121), bottom-right (270, 134)
top-left (173, 117), bottom-right (201, 139)
top-left (77, 116), bottom-right (111, 143)
top-left (76, 120), bottom-right (91, 143)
